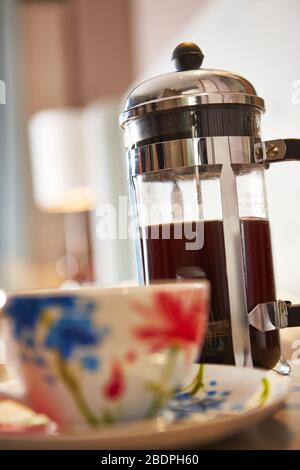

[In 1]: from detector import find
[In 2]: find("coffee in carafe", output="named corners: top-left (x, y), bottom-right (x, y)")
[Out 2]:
top-left (139, 219), bottom-right (234, 365)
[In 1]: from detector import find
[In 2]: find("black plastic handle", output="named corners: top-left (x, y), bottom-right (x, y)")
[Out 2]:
top-left (284, 139), bottom-right (300, 160)
top-left (265, 138), bottom-right (300, 162)
top-left (287, 304), bottom-right (300, 328)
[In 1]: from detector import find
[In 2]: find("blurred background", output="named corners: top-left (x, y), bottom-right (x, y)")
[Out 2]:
top-left (0, 0), bottom-right (299, 308)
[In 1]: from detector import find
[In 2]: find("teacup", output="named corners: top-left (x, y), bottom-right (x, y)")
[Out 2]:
top-left (0, 282), bottom-right (209, 427)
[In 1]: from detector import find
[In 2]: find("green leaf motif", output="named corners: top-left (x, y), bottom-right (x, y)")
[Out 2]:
top-left (259, 377), bottom-right (270, 406)
top-left (181, 363), bottom-right (205, 396)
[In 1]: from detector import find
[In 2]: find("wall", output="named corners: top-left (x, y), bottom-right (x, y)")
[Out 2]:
top-left (21, 0), bottom-right (133, 114)
top-left (129, 0), bottom-right (208, 77)
top-left (73, 0), bottom-right (133, 103)
top-left (0, 0), bottom-right (35, 289)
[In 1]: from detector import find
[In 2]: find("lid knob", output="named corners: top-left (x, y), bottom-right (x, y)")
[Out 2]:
top-left (172, 42), bottom-right (204, 71)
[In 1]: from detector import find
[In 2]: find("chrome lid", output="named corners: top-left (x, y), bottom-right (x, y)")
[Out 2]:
top-left (120, 42), bottom-right (265, 128)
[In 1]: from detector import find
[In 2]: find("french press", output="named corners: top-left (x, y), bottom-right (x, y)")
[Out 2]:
top-left (119, 42), bottom-right (300, 372)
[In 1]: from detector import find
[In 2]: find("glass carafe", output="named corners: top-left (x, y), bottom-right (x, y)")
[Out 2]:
top-left (235, 164), bottom-right (280, 368)
top-left (133, 165), bottom-right (235, 364)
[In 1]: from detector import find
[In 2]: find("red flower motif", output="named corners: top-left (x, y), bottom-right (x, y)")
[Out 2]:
top-left (132, 291), bottom-right (207, 353)
top-left (103, 361), bottom-right (125, 400)
top-left (125, 350), bottom-right (137, 363)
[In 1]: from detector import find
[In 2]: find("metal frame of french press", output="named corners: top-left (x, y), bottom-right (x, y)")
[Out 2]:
top-left (120, 40), bottom-right (300, 374)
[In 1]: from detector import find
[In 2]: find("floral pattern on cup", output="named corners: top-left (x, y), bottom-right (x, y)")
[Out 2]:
top-left (132, 291), bottom-right (208, 417)
top-left (132, 291), bottom-right (207, 353)
top-left (4, 285), bottom-right (209, 426)
top-left (6, 296), bottom-right (111, 425)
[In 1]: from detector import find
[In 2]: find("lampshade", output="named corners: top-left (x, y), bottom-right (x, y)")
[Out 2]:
top-left (28, 108), bottom-right (96, 213)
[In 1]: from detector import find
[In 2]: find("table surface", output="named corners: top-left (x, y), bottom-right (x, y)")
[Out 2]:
top-left (207, 361), bottom-right (300, 450)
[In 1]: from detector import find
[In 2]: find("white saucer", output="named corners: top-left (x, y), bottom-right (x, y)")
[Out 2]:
top-left (0, 364), bottom-right (290, 449)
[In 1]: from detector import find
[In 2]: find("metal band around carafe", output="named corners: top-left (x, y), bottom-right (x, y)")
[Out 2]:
top-left (128, 136), bottom-right (260, 367)
top-left (127, 136), bottom-right (263, 178)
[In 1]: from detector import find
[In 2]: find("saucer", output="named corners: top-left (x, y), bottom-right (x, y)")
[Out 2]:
top-left (0, 364), bottom-right (290, 449)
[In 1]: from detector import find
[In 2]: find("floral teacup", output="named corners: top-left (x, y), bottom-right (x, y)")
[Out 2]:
top-left (1, 282), bottom-right (209, 427)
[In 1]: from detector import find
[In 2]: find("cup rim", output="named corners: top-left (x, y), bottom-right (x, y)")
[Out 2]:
top-left (3, 280), bottom-right (209, 301)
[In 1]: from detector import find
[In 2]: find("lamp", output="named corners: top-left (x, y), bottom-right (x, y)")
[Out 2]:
top-left (28, 108), bottom-right (96, 285)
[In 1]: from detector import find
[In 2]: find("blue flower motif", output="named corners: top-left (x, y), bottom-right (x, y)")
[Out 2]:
top-left (6, 295), bottom-right (109, 365)
top-left (174, 392), bottom-right (192, 401)
top-left (206, 390), bottom-right (217, 397)
top-left (25, 336), bottom-right (35, 348)
top-left (44, 374), bottom-right (56, 385)
top-left (46, 316), bottom-right (103, 360)
top-left (5, 296), bottom-right (77, 341)
top-left (171, 384), bottom-right (234, 417)
top-left (35, 356), bottom-right (47, 367)
top-left (170, 396), bottom-right (226, 415)
top-left (80, 355), bottom-right (100, 371)
top-left (221, 390), bottom-right (231, 397)
top-left (232, 402), bottom-right (244, 411)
